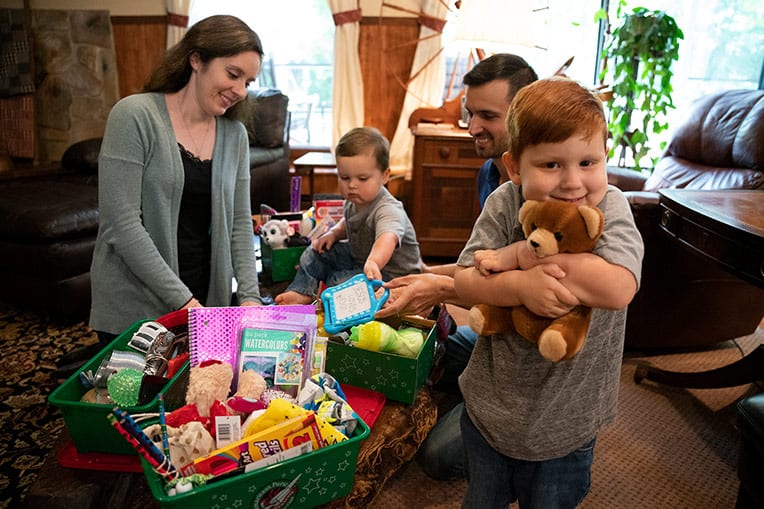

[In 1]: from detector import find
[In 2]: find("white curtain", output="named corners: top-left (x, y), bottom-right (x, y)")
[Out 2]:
top-left (166, 0), bottom-right (192, 49)
top-left (328, 0), bottom-right (364, 150)
top-left (389, 0), bottom-right (447, 176)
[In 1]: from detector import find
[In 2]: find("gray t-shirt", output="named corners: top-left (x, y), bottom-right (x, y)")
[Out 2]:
top-left (457, 183), bottom-right (644, 461)
top-left (344, 186), bottom-right (421, 277)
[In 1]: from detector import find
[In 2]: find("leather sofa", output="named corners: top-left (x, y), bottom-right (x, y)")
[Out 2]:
top-left (736, 391), bottom-right (764, 508)
top-left (607, 89), bottom-right (764, 350)
top-left (0, 88), bottom-right (291, 322)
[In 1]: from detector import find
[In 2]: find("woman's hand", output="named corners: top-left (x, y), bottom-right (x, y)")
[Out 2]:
top-left (181, 297), bottom-right (203, 309)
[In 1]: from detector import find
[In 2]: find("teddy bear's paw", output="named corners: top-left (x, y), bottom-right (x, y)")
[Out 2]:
top-left (538, 331), bottom-right (567, 362)
top-left (468, 306), bottom-right (489, 335)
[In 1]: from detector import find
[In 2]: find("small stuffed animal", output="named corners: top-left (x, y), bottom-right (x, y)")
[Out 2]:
top-left (468, 200), bottom-right (604, 362)
top-left (260, 218), bottom-right (311, 249)
top-left (260, 219), bottom-right (292, 249)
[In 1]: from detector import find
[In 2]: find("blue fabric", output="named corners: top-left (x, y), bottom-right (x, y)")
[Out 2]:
top-left (286, 242), bottom-right (398, 298)
top-left (461, 408), bottom-right (595, 509)
top-left (477, 159), bottom-right (500, 208)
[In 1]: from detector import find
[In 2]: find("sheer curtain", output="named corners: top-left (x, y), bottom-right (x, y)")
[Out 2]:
top-left (389, 0), bottom-right (447, 176)
top-left (328, 0), bottom-right (364, 149)
top-left (166, 0), bottom-right (191, 48)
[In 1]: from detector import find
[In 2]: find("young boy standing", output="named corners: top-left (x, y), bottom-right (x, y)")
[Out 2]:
top-left (454, 77), bottom-right (644, 508)
top-left (276, 127), bottom-right (420, 305)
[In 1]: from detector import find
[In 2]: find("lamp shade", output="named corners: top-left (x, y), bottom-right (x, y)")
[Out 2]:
top-left (447, 0), bottom-right (540, 52)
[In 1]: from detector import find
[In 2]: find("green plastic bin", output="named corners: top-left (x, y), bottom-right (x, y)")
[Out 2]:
top-left (325, 318), bottom-right (436, 404)
top-left (261, 242), bottom-right (307, 282)
top-left (141, 418), bottom-right (370, 509)
top-left (48, 318), bottom-right (189, 455)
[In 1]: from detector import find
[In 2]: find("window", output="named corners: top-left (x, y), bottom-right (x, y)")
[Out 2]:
top-left (189, 1), bottom-right (334, 148)
top-left (598, 0), bottom-right (764, 164)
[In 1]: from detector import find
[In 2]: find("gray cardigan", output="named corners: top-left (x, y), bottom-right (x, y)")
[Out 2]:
top-left (90, 93), bottom-right (261, 335)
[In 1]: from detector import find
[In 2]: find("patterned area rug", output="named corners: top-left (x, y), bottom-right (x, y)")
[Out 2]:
top-left (0, 304), bottom-right (98, 508)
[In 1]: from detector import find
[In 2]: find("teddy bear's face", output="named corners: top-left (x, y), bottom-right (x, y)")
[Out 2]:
top-left (519, 200), bottom-right (604, 258)
top-left (261, 219), bottom-right (290, 249)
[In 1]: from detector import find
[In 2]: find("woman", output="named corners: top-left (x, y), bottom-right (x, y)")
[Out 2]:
top-left (90, 15), bottom-right (264, 344)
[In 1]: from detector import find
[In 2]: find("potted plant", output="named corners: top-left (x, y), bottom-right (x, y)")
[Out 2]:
top-left (597, 3), bottom-right (683, 171)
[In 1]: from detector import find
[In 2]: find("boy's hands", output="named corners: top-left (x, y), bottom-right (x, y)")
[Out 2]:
top-left (517, 264), bottom-right (579, 318)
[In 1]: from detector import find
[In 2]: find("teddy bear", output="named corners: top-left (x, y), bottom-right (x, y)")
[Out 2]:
top-left (468, 199), bottom-right (604, 362)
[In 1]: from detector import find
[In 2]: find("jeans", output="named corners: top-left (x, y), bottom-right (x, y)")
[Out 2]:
top-left (416, 325), bottom-right (477, 480)
top-left (285, 242), bottom-right (354, 298)
top-left (460, 409), bottom-right (595, 509)
top-left (285, 242), bottom-right (395, 298)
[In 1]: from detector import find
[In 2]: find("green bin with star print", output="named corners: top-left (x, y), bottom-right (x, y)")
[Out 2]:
top-left (324, 317), bottom-right (436, 404)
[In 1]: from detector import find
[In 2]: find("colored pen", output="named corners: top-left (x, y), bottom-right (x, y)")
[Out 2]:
top-left (158, 393), bottom-right (171, 460)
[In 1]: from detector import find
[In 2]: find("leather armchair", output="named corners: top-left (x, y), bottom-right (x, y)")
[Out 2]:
top-left (607, 89), bottom-right (764, 350)
top-left (234, 88), bottom-right (292, 212)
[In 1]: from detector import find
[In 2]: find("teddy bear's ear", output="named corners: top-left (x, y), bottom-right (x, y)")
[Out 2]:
top-left (578, 205), bottom-right (604, 240)
top-left (519, 200), bottom-right (539, 236)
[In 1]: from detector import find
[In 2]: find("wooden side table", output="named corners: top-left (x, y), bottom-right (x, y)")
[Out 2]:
top-left (293, 151), bottom-right (336, 208)
top-left (634, 189), bottom-right (764, 388)
top-left (410, 123), bottom-right (483, 258)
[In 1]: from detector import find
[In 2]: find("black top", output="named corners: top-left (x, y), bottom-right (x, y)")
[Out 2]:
top-left (177, 144), bottom-right (212, 304)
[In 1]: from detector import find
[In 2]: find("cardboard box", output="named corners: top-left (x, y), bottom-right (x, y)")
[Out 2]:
top-left (48, 318), bottom-right (189, 455)
top-left (260, 242), bottom-right (307, 282)
top-left (325, 318), bottom-right (436, 404)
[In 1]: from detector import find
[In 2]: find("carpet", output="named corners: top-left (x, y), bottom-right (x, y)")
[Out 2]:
top-left (368, 327), bottom-right (763, 509)
top-left (1, 298), bottom-right (761, 508)
top-left (0, 304), bottom-right (98, 508)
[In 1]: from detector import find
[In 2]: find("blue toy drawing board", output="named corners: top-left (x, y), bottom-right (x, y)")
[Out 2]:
top-left (322, 274), bottom-right (389, 335)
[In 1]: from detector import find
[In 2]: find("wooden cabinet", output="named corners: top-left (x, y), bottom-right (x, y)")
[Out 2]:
top-left (411, 124), bottom-right (484, 257)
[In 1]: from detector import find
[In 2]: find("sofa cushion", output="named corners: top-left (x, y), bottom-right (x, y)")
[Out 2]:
top-left (666, 89), bottom-right (764, 169)
top-left (237, 88), bottom-right (289, 148)
top-left (249, 146), bottom-right (286, 167)
top-left (61, 138), bottom-right (102, 174)
top-left (0, 179), bottom-right (98, 240)
top-left (644, 89), bottom-right (764, 192)
top-left (645, 156), bottom-right (764, 192)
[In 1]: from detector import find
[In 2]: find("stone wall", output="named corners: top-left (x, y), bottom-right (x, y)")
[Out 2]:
top-left (32, 9), bottom-right (119, 163)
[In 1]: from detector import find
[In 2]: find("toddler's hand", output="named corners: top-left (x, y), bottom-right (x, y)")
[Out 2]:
top-left (312, 230), bottom-right (335, 253)
top-left (364, 260), bottom-right (382, 282)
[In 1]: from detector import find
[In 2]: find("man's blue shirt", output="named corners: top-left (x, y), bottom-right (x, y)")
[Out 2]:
top-left (477, 159), bottom-right (500, 207)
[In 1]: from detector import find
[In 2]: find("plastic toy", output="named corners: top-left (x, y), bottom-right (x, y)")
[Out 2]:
top-left (321, 274), bottom-right (389, 335)
top-left (349, 320), bottom-right (424, 358)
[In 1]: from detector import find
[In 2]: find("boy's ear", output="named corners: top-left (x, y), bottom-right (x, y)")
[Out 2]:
top-left (381, 167), bottom-right (391, 184)
top-left (502, 152), bottom-right (522, 185)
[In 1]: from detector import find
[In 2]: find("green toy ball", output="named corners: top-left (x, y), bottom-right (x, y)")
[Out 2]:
top-left (107, 368), bottom-right (144, 407)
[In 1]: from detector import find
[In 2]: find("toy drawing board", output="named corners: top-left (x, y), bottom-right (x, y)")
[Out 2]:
top-left (322, 274), bottom-right (389, 334)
